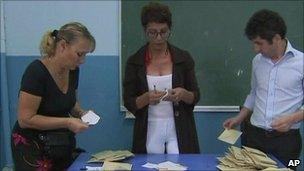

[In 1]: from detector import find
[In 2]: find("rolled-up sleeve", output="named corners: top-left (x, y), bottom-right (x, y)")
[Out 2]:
top-left (243, 59), bottom-right (257, 110)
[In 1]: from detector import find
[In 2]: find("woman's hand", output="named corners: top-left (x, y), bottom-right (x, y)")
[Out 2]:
top-left (147, 90), bottom-right (166, 105)
top-left (70, 102), bottom-right (87, 118)
top-left (67, 118), bottom-right (89, 133)
top-left (169, 88), bottom-right (185, 102)
top-left (163, 87), bottom-right (195, 104)
top-left (136, 90), bottom-right (166, 109)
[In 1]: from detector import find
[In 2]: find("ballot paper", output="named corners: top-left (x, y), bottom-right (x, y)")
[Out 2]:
top-left (88, 150), bottom-right (134, 163)
top-left (261, 167), bottom-right (293, 171)
top-left (243, 146), bottom-right (267, 157)
top-left (85, 166), bottom-right (103, 171)
top-left (142, 162), bottom-right (159, 169)
top-left (160, 89), bottom-right (169, 101)
top-left (81, 110), bottom-right (100, 125)
top-left (142, 161), bottom-right (187, 171)
top-left (101, 161), bottom-right (132, 171)
top-left (218, 129), bottom-right (242, 144)
top-left (158, 161), bottom-right (187, 170)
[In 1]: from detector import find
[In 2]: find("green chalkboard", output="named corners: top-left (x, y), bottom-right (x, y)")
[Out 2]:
top-left (121, 1), bottom-right (303, 106)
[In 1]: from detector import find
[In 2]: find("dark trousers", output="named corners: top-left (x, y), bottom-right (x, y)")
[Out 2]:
top-left (246, 123), bottom-right (302, 170)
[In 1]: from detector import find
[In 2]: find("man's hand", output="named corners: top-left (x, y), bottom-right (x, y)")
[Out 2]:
top-left (271, 115), bottom-right (293, 132)
top-left (223, 107), bottom-right (252, 129)
top-left (223, 116), bottom-right (243, 129)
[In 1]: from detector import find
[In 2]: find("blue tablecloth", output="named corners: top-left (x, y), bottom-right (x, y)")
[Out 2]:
top-left (68, 153), bottom-right (285, 170)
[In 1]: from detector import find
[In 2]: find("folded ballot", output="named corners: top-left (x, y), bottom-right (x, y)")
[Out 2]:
top-left (81, 110), bottom-right (101, 125)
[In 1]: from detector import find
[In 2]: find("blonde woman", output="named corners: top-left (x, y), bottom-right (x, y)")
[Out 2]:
top-left (11, 22), bottom-right (95, 171)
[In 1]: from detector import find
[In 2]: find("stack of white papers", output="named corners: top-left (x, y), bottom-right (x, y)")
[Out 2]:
top-left (142, 161), bottom-right (187, 170)
top-left (217, 146), bottom-right (292, 171)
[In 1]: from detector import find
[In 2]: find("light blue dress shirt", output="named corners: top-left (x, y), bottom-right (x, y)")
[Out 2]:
top-left (244, 40), bottom-right (304, 130)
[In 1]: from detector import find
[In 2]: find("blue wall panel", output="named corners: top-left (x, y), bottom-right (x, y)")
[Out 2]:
top-left (6, 56), bottom-right (134, 153)
top-left (4, 55), bottom-right (304, 169)
top-left (4, 55), bottom-right (237, 154)
top-left (6, 55), bottom-right (304, 150)
top-left (0, 52), bottom-right (4, 169)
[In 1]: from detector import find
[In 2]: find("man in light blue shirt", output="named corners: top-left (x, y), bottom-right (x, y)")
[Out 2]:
top-left (223, 9), bottom-right (303, 169)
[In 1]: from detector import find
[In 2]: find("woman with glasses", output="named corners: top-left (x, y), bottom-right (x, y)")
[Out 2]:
top-left (11, 22), bottom-right (96, 170)
top-left (123, 2), bottom-right (200, 154)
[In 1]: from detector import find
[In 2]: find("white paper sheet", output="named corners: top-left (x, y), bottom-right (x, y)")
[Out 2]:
top-left (81, 110), bottom-right (101, 125)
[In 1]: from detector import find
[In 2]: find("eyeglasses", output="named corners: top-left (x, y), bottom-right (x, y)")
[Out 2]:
top-left (146, 29), bottom-right (171, 40)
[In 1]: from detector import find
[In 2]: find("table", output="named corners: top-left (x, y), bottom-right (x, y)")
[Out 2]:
top-left (68, 153), bottom-right (285, 170)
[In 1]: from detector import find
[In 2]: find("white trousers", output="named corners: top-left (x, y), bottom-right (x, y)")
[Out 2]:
top-left (146, 118), bottom-right (179, 154)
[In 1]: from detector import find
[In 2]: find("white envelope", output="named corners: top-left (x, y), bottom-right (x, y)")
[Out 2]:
top-left (142, 161), bottom-right (187, 171)
top-left (142, 162), bottom-right (159, 169)
top-left (81, 110), bottom-right (101, 125)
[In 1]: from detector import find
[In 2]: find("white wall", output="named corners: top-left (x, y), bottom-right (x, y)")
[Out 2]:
top-left (3, 0), bottom-right (119, 56)
top-left (1, 0), bottom-right (5, 53)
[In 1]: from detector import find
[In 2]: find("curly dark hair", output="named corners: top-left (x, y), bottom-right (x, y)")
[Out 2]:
top-left (245, 9), bottom-right (287, 43)
top-left (141, 2), bottom-right (172, 29)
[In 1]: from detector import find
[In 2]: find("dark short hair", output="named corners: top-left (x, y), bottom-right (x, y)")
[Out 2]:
top-left (141, 2), bottom-right (172, 29)
top-left (245, 9), bottom-right (286, 43)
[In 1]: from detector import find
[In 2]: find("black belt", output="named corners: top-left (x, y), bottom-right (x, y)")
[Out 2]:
top-left (249, 123), bottom-right (299, 138)
top-left (38, 131), bottom-right (75, 146)
top-left (38, 131), bottom-right (76, 160)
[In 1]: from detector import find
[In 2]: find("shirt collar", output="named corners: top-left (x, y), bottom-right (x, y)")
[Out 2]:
top-left (284, 39), bottom-right (297, 57)
top-left (261, 39), bottom-right (296, 64)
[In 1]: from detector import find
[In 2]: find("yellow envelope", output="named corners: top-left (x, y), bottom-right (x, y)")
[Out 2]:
top-left (102, 161), bottom-right (132, 170)
top-left (218, 129), bottom-right (242, 144)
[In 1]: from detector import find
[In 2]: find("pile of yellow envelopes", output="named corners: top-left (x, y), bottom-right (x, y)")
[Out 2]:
top-left (101, 161), bottom-right (132, 170)
top-left (88, 150), bottom-right (134, 162)
top-left (217, 146), bottom-right (292, 171)
top-left (87, 150), bottom-right (134, 170)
